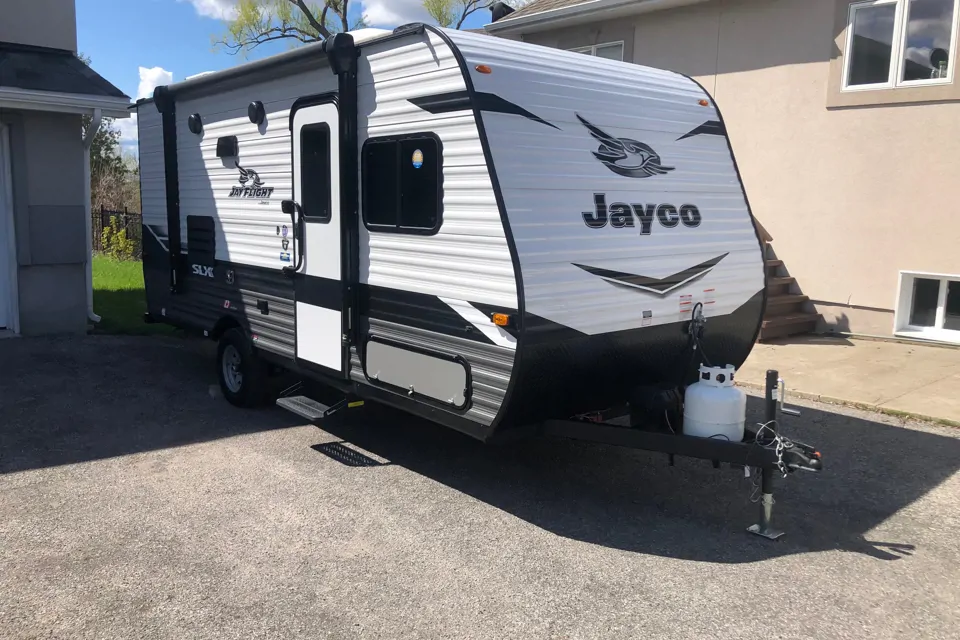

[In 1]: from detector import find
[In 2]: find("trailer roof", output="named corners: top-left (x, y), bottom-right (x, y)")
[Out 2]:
top-left (134, 27), bottom-right (395, 107)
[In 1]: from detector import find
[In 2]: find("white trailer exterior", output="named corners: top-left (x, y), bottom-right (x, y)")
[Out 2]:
top-left (136, 25), bottom-right (766, 440)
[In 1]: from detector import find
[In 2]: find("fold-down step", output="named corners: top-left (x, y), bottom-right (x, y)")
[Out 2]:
top-left (276, 395), bottom-right (331, 421)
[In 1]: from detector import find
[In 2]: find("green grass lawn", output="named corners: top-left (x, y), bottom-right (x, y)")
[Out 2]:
top-left (92, 256), bottom-right (177, 335)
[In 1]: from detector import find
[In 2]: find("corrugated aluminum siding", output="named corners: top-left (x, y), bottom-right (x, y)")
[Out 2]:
top-left (136, 105), bottom-right (167, 237)
top-left (174, 69), bottom-right (337, 268)
top-left (358, 31), bottom-right (518, 310)
top-left (444, 29), bottom-right (765, 336)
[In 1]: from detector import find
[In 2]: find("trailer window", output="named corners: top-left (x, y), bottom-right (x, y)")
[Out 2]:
top-left (300, 123), bottom-right (331, 222)
top-left (362, 134), bottom-right (442, 235)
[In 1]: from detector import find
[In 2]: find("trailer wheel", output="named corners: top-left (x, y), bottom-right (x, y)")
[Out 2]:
top-left (217, 328), bottom-right (269, 408)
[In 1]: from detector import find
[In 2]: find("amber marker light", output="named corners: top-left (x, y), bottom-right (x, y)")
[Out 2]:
top-left (476, 64), bottom-right (493, 74)
top-left (492, 313), bottom-right (511, 327)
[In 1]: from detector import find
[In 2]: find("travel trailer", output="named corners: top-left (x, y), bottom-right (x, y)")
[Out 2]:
top-left (136, 24), bottom-right (821, 537)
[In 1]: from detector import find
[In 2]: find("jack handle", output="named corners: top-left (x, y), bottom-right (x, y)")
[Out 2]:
top-left (777, 377), bottom-right (801, 417)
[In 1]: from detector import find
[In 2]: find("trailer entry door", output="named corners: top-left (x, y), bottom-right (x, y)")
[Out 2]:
top-left (291, 100), bottom-right (345, 374)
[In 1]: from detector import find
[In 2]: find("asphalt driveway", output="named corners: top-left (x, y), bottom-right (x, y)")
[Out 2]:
top-left (1, 336), bottom-right (959, 639)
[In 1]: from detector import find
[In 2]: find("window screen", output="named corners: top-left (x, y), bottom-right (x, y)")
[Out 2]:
top-left (300, 123), bottom-right (331, 222)
top-left (362, 134), bottom-right (442, 234)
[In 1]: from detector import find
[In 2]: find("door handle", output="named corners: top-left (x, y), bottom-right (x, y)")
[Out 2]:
top-left (280, 200), bottom-right (304, 275)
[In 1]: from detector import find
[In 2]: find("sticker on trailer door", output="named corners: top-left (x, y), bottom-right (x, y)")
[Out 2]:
top-left (703, 288), bottom-right (716, 306)
top-left (412, 149), bottom-right (423, 169)
top-left (280, 252), bottom-right (291, 263)
top-left (642, 310), bottom-right (652, 327)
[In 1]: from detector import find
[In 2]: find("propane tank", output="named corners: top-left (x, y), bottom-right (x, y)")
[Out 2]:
top-left (683, 364), bottom-right (746, 441)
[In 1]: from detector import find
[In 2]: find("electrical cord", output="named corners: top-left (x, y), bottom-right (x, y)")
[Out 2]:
top-left (689, 302), bottom-right (713, 368)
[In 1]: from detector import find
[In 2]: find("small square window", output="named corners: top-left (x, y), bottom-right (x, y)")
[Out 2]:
top-left (843, 0), bottom-right (958, 91)
top-left (909, 277), bottom-right (940, 326)
top-left (568, 42), bottom-right (624, 61)
top-left (895, 271), bottom-right (960, 343)
top-left (362, 134), bottom-right (442, 235)
top-left (945, 281), bottom-right (960, 330)
top-left (847, 2), bottom-right (899, 86)
top-left (901, 0), bottom-right (955, 81)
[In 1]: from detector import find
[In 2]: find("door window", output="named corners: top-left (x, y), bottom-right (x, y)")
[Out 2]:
top-left (300, 123), bottom-right (331, 222)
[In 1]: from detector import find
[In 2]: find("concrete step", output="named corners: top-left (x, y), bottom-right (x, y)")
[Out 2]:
top-left (759, 312), bottom-right (820, 341)
top-left (765, 294), bottom-right (810, 316)
top-left (766, 276), bottom-right (796, 294)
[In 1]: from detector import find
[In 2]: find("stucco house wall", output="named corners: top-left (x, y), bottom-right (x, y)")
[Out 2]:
top-left (518, 0), bottom-right (960, 336)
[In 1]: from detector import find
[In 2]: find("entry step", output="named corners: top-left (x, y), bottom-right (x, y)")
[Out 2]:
top-left (277, 395), bottom-right (331, 421)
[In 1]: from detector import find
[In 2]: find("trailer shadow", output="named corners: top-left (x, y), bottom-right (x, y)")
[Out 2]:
top-left (0, 335), bottom-right (301, 474)
top-left (319, 398), bottom-right (959, 564)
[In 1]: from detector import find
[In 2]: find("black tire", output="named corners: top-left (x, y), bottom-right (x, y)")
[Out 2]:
top-left (217, 328), bottom-right (270, 408)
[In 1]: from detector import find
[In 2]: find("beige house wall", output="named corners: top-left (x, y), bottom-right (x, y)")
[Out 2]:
top-left (521, 0), bottom-right (960, 336)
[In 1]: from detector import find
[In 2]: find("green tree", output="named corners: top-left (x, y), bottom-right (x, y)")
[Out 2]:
top-left (78, 54), bottom-right (139, 212)
top-left (214, 0), bottom-right (367, 55)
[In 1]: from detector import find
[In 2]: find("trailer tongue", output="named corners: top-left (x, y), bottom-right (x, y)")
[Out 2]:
top-left (532, 368), bottom-right (822, 540)
top-left (278, 364), bottom-right (822, 540)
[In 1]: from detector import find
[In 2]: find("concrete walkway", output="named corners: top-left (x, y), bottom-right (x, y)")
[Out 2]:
top-left (737, 336), bottom-right (960, 425)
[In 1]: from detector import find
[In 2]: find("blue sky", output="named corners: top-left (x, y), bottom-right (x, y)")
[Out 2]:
top-left (77, 0), bottom-right (495, 145)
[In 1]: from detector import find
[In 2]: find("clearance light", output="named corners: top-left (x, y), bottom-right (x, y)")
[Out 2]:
top-left (698, 99), bottom-right (710, 107)
top-left (475, 64), bottom-right (493, 74)
top-left (492, 313), bottom-right (511, 327)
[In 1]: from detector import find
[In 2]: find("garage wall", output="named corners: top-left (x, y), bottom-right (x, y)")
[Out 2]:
top-left (520, 0), bottom-right (960, 335)
top-left (0, 109), bottom-right (87, 335)
top-left (0, 0), bottom-right (78, 52)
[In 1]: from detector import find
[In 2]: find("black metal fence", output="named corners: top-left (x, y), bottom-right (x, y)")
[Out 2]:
top-left (93, 206), bottom-right (142, 260)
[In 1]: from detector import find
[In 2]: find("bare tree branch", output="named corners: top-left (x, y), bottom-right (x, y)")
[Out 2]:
top-left (214, 25), bottom-right (316, 55)
top-left (289, 0), bottom-right (332, 39)
top-left (455, 1), bottom-right (489, 30)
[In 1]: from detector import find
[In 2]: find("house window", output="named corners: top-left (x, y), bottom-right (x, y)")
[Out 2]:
top-left (570, 42), bottom-right (624, 61)
top-left (895, 271), bottom-right (960, 342)
top-left (843, 0), bottom-right (959, 90)
top-left (362, 134), bottom-right (442, 235)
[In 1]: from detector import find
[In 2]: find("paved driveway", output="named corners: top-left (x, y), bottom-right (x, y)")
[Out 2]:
top-left (2, 336), bottom-right (959, 639)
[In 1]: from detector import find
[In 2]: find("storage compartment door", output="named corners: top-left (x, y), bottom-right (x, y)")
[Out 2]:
top-left (364, 339), bottom-right (470, 408)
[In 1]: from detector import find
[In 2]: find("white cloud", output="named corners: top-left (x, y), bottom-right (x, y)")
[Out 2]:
top-left (178, 0), bottom-right (238, 20)
top-left (114, 116), bottom-right (139, 145)
top-left (137, 66), bottom-right (174, 100)
top-left (362, 0), bottom-right (433, 27)
top-left (114, 66), bottom-right (174, 146)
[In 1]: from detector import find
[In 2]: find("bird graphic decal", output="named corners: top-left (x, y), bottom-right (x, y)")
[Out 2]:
top-left (577, 114), bottom-right (674, 179)
top-left (237, 164), bottom-right (264, 188)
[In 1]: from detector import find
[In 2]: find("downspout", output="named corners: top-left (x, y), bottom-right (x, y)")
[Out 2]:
top-left (83, 107), bottom-right (102, 323)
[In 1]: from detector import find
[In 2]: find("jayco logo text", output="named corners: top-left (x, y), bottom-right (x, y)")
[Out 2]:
top-left (583, 194), bottom-right (701, 232)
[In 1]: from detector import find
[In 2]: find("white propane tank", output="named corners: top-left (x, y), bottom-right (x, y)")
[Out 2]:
top-left (683, 364), bottom-right (746, 441)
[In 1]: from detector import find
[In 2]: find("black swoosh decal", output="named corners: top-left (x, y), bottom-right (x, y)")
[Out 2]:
top-left (677, 120), bottom-right (726, 141)
top-left (573, 253), bottom-right (728, 295)
top-left (409, 90), bottom-right (560, 130)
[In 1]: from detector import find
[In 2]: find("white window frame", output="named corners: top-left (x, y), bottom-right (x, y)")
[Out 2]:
top-left (893, 270), bottom-right (960, 343)
top-left (569, 41), bottom-right (624, 61)
top-left (842, 0), bottom-right (960, 92)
